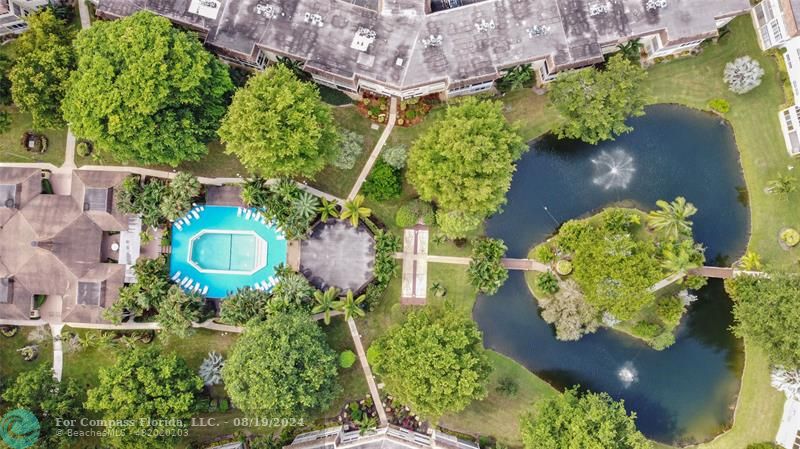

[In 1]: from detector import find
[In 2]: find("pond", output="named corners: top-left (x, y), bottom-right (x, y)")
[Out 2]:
top-left (474, 104), bottom-right (749, 445)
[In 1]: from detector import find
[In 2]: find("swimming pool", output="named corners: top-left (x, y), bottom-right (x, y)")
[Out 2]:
top-left (169, 205), bottom-right (287, 298)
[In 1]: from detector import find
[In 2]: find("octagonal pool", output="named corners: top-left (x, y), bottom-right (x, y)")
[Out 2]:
top-left (169, 206), bottom-right (287, 298)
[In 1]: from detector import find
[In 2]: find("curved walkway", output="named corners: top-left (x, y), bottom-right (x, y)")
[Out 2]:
top-left (347, 97), bottom-right (398, 201)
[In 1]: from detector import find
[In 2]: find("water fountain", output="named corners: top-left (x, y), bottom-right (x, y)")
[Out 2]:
top-left (618, 362), bottom-right (639, 388)
top-left (592, 149), bottom-right (636, 190)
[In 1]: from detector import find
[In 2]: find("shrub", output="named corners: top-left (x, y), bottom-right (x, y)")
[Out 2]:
top-left (781, 228), bottom-right (800, 247)
top-left (395, 203), bottom-right (418, 228)
top-left (746, 442), bottom-right (781, 449)
top-left (405, 110), bottom-right (417, 120)
top-left (468, 238), bottom-right (509, 295)
top-left (339, 350), bottom-right (357, 368)
top-left (76, 141), bottom-right (92, 157)
top-left (381, 145), bottom-right (408, 169)
top-left (532, 244), bottom-right (556, 263)
top-left (651, 332), bottom-right (676, 350)
top-left (366, 345), bottom-right (381, 365)
top-left (707, 98), bottom-right (730, 114)
top-left (538, 279), bottom-right (599, 341)
top-left (536, 272), bottom-right (560, 295)
top-left (656, 296), bottom-right (684, 327)
top-left (632, 321), bottom-right (663, 339)
top-left (333, 129), bottom-right (365, 170)
top-left (555, 260), bottom-right (573, 275)
top-left (495, 376), bottom-right (519, 396)
top-left (362, 160), bottom-right (402, 201)
top-left (684, 275), bottom-right (708, 290)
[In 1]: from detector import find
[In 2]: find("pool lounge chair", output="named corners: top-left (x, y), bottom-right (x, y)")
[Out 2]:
top-left (192, 284), bottom-right (201, 293)
top-left (171, 271), bottom-right (182, 281)
top-left (254, 282), bottom-right (263, 291)
top-left (180, 276), bottom-right (190, 286)
top-left (260, 280), bottom-right (270, 290)
top-left (175, 222), bottom-right (183, 231)
top-left (191, 210), bottom-right (200, 219)
top-left (201, 286), bottom-right (208, 295)
top-left (237, 207), bottom-right (242, 217)
top-left (245, 210), bottom-right (252, 220)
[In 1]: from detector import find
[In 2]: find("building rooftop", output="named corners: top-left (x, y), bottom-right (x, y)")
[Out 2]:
top-left (97, 0), bottom-right (749, 92)
top-left (0, 169), bottom-right (132, 324)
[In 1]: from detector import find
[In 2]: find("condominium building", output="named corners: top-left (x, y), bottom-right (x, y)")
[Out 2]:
top-left (753, 0), bottom-right (800, 155)
top-left (95, 0), bottom-right (749, 99)
top-left (283, 425), bottom-right (479, 449)
top-left (0, 0), bottom-right (51, 37)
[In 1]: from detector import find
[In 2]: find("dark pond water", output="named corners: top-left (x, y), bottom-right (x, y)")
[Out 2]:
top-left (474, 104), bottom-right (749, 445)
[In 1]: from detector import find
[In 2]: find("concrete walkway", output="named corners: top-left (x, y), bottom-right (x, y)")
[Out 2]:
top-left (77, 0), bottom-right (92, 29)
top-left (401, 227), bottom-right (429, 305)
top-left (347, 97), bottom-right (398, 201)
top-left (346, 317), bottom-right (389, 426)
top-left (50, 324), bottom-right (64, 381)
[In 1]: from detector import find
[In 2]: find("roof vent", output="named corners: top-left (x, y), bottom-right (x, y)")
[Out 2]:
top-left (527, 25), bottom-right (550, 38)
top-left (304, 12), bottom-right (324, 27)
top-left (395, 58), bottom-right (404, 66)
top-left (188, 0), bottom-right (221, 19)
top-left (351, 27), bottom-right (376, 51)
top-left (475, 19), bottom-right (495, 33)
top-left (256, 4), bottom-right (279, 18)
top-left (588, 2), bottom-right (610, 16)
top-left (422, 34), bottom-right (443, 48)
top-left (646, 0), bottom-right (667, 11)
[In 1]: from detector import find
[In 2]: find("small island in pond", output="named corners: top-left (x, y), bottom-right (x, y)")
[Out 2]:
top-left (526, 199), bottom-right (707, 349)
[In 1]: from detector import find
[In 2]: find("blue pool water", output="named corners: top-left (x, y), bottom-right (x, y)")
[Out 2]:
top-left (169, 206), bottom-right (288, 298)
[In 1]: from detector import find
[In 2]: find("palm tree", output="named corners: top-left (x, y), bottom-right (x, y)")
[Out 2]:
top-left (292, 191), bottom-right (320, 220)
top-left (277, 56), bottom-right (310, 81)
top-left (661, 240), bottom-right (703, 274)
top-left (430, 282), bottom-right (447, 297)
top-left (646, 197), bottom-right (698, 240)
top-left (241, 177), bottom-right (267, 207)
top-left (739, 250), bottom-right (763, 271)
top-left (334, 290), bottom-right (366, 321)
top-left (497, 65), bottom-right (533, 92)
top-left (340, 194), bottom-right (372, 227)
top-left (767, 173), bottom-right (797, 198)
top-left (312, 287), bottom-right (339, 324)
top-left (274, 178), bottom-right (298, 201)
top-left (318, 198), bottom-right (339, 222)
top-left (273, 272), bottom-right (314, 304)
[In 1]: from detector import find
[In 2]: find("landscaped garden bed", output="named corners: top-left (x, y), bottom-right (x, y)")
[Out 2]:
top-left (355, 94), bottom-right (436, 126)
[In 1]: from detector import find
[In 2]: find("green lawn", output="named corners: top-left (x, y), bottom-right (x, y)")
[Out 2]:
top-left (440, 351), bottom-right (557, 447)
top-left (0, 325), bottom-right (53, 381)
top-left (0, 107), bottom-right (67, 165)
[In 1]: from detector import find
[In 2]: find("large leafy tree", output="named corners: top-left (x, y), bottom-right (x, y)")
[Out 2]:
top-left (373, 305), bottom-right (491, 420)
top-left (727, 273), bottom-right (800, 368)
top-left (85, 347), bottom-right (203, 449)
top-left (63, 11), bottom-right (233, 166)
top-left (468, 238), bottom-right (509, 295)
top-left (2, 365), bottom-right (84, 449)
top-left (520, 387), bottom-right (651, 449)
top-left (407, 97), bottom-right (526, 220)
top-left (222, 308), bottom-right (339, 417)
top-left (218, 65), bottom-right (338, 178)
top-left (550, 54), bottom-right (648, 144)
top-left (9, 9), bottom-right (74, 129)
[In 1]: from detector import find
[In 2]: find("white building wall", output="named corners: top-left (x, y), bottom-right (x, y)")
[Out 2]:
top-left (752, 0), bottom-right (791, 50)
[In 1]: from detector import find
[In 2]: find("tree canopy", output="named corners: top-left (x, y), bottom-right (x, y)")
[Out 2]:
top-left (407, 97), bottom-right (526, 221)
top-left (550, 54), bottom-right (648, 144)
top-left (218, 65), bottom-right (338, 178)
top-left (9, 9), bottom-right (74, 129)
top-left (222, 308), bottom-right (339, 417)
top-left (520, 387), bottom-right (651, 449)
top-left (85, 347), bottom-right (202, 449)
top-left (373, 304), bottom-right (491, 420)
top-left (62, 11), bottom-right (233, 166)
top-left (157, 285), bottom-right (204, 337)
top-left (220, 287), bottom-right (270, 325)
top-left (2, 365), bottom-right (84, 449)
top-left (727, 273), bottom-right (800, 368)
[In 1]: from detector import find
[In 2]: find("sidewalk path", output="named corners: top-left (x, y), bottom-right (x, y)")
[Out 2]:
top-left (51, 324), bottom-right (64, 381)
top-left (347, 97), bottom-right (397, 200)
top-left (77, 0), bottom-right (91, 29)
top-left (346, 317), bottom-right (389, 426)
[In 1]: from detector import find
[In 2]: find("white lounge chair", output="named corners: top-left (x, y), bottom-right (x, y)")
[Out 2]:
top-left (237, 207), bottom-right (242, 217)
top-left (171, 271), bottom-right (181, 281)
top-left (180, 276), bottom-right (190, 286)
top-left (201, 286), bottom-right (208, 295)
top-left (260, 280), bottom-right (270, 290)
top-left (193, 284), bottom-right (201, 293)
top-left (245, 210), bottom-right (252, 220)
top-left (191, 210), bottom-right (200, 219)
top-left (175, 222), bottom-right (183, 231)
top-left (254, 283), bottom-right (263, 291)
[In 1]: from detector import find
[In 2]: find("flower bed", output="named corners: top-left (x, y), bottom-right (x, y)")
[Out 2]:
top-left (355, 94), bottom-right (436, 126)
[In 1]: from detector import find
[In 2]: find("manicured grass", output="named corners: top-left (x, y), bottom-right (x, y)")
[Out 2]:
top-left (310, 106), bottom-right (383, 199)
top-left (440, 351), bottom-right (557, 447)
top-left (320, 318), bottom-right (371, 419)
top-left (498, 89), bottom-right (560, 142)
top-left (643, 18), bottom-right (800, 270)
top-left (0, 107), bottom-right (67, 165)
top-left (0, 325), bottom-right (53, 381)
